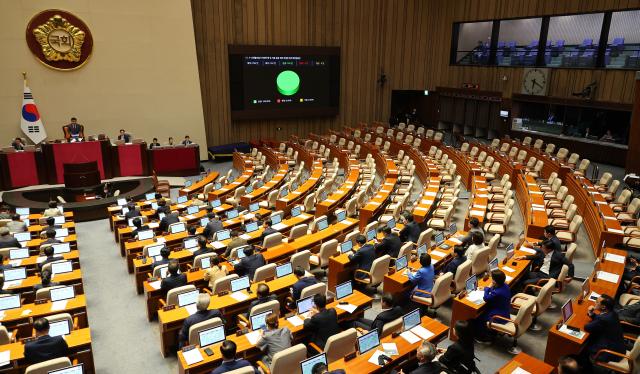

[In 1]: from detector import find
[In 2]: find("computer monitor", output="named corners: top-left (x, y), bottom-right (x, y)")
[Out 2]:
top-left (357, 330), bottom-right (380, 354)
top-left (505, 243), bottom-right (515, 260)
top-left (55, 228), bottom-right (69, 238)
top-left (50, 286), bottom-right (75, 302)
top-left (335, 281), bottom-right (353, 300)
top-left (387, 218), bottom-right (396, 229)
top-left (214, 183), bottom-right (222, 190)
top-left (0, 294), bottom-right (21, 311)
top-left (449, 222), bottom-right (457, 233)
top-left (245, 185), bottom-right (253, 194)
top-left (402, 308), bottom-right (421, 331)
top-left (52, 243), bottom-right (71, 255)
top-left (249, 203), bottom-right (259, 212)
top-left (215, 230), bottom-right (231, 241)
top-left (211, 199), bottom-right (221, 208)
top-left (231, 276), bottom-right (250, 292)
top-left (145, 193), bottom-right (156, 201)
top-left (184, 180), bottom-right (193, 187)
top-left (489, 257), bottom-right (499, 271)
top-left (296, 296), bottom-right (314, 315)
top-left (58, 206), bottom-right (64, 214)
top-left (335, 210), bottom-right (346, 223)
top-left (177, 195), bottom-right (188, 204)
top-left (48, 320), bottom-right (71, 338)
top-left (291, 206), bottom-right (302, 217)
top-left (395, 255), bottom-right (408, 271)
top-left (237, 246), bottom-right (248, 259)
top-left (200, 217), bottom-right (209, 227)
top-left (54, 216), bottom-right (65, 225)
top-left (47, 364), bottom-right (84, 374)
top-left (340, 240), bottom-right (353, 253)
top-left (22, 219), bottom-right (30, 227)
top-left (250, 310), bottom-right (271, 331)
top-left (416, 244), bottom-right (427, 258)
top-left (434, 232), bottom-right (444, 246)
top-left (177, 290), bottom-right (199, 307)
top-left (198, 325), bottom-right (225, 347)
top-left (127, 218), bottom-right (136, 227)
top-left (271, 214), bottom-right (282, 225)
top-left (226, 210), bottom-right (239, 219)
top-left (291, 181), bottom-right (299, 191)
top-left (137, 230), bottom-right (154, 241)
top-left (245, 222), bottom-right (259, 233)
top-left (13, 232), bottom-right (31, 242)
top-left (117, 198), bottom-right (127, 206)
top-left (147, 244), bottom-right (164, 257)
top-left (169, 223), bottom-right (186, 234)
top-left (3, 267), bottom-right (26, 281)
top-left (15, 207), bottom-right (30, 216)
top-left (300, 353), bottom-right (327, 374)
top-left (121, 207), bottom-right (130, 215)
top-left (151, 202), bottom-right (159, 210)
top-left (562, 300), bottom-right (574, 324)
top-left (280, 188), bottom-right (289, 198)
top-left (159, 266), bottom-right (170, 279)
top-left (9, 248), bottom-right (29, 260)
top-left (187, 205), bottom-right (199, 215)
top-left (581, 279), bottom-right (590, 299)
top-left (366, 229), bottom-right (376, 242)
top-left (256, 180), bottom-right (264, 188)
top-left (465, 275), bottom-right (477, 292)
top-left (200, 257), bottom-right (212, 269)
top-left (316, 219), bottom-right (328, 232)
top-left (276, 263), bottom-right (293, 278)
top-left (51, 261), bottom-right (73, 275)
top-left (183, 238), bottom-right (198, 250)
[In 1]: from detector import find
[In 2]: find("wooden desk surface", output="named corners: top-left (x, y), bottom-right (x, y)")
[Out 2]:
top-left (179, 171), bottom-right (219, 196)
top-left (498, 352), bottom-right (554, 374)
top-left (413, 176), bottom-right (441, 223)
top-left (27, 212), bottom-right (73, 221)
top-left (25, 235), bottom-right (77, 249)
top-left (316, 159), bottom-right (360, 217)
top-left (468, 176), bottom-right (488, 225)
top-left (208, 155), bottom-right (254, 201)
top-left (0, 294), bottom-right (86, 325)
top-left (27, 221), bottom-right (75, 234)
top-left (3, 327), bottom-right (91, 361)
top-left (276, 159), bottom-right (323, 211)
top-left (4, 250), bottom-right (79, 268)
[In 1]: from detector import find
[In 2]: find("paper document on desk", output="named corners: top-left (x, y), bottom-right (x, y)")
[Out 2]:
top-left (608, 228), bottom-right (624, 234)
top-left (185, 304), bottom-right (198, 316)
top-left (367, 350), bottom-right (385, 366)
top-left (502, 266), bottom-right (515, 273)
top-left (3, 280), bottom-right (21, 290)
top-left (449, 237), bottom-right (462, 244)
top-left (245, 330), bottom-right (261, 345)
top-left (506, 275), bottom-right (513, 283)
top-left (230, 291), bottom-right (249, 302)
top-left (470, 210), bottom-right (485, 217)
top-left (36, 256), bottom-right (47, 264)
top-left (0, 351), bottom-right (9, 367)
top-left (51, 300), bottom-right (68, 311)
top-left (430, 250), bottom-right (447, 258)
top-left (596, 271), bottom-right (620, 283)
top-left (182, 348), bottom-right (204, 365)
top-left (148, 280), bottom-right (161, 290)
top-left (511, 367), bottom-right (531, 374)
top-left (604, 253), bottom-right (625, 263)
top-left (588, 291), bottom-right (600, 301)
top-left (336, 303), bottom-right (357, 314)
top-left (520, 246), bottom-right (536, 254)
top-left (420, 199), bottom-right (434, 205)
top-left (286, 315), bottom-right (304, 327)
top-left (240, 234), bottom-right (251, 240)
top-left (382, 343), bottom-right (399, 356)
top-left (425, 191), bottom-right (437, 197)
top-left (473, 205), bottom-right (487, 210)
top-left (211, 241), bottom-right (225, 250)
top-left (369, 201), bottom-right (381, 206)
top-left (156, 237), bottom-right (166, 244)
top-left (8, 260), bottom-right (21, 267)
top-left (400, 330), bottom-right (420, 344)
top-left (414, 207), bottom-right (428, 211)
top-left (149, 222), bottom-right (159, 229)
top-left (558, 325), bottom-right (586, 339)
top-left (272, 223), bottom-right (287, 231)
top-left (243, 213), bottom-right (255, 220)
top-left (410, 325), bottom-right (434, 340)
top-left (466, 290), bottom-right (485, 304)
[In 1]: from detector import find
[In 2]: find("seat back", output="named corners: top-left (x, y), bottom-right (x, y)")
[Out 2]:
top-left (397, 242), bottom-right (413, 259)
top-left (212, 274), bottom-right (239, 294)
top-left (598, 172), bottom-right (612, 186)
top-left (577, 159), bottom-right (590, 172)
top-left (569, 215), bottom-right (583, 234)
top-left (471, 247), bottom-right (490, 275)
top-left (487, 234), bottom-right (500, 259)
top-left (301, 282), bottom-right (326, 299)
top-left (381, 317), bottom-right (403, 338)
top-left (262, 232), bottom-right (283, 249)
top-left (324, 328), bottom-right (357, 362)
top-left (431, 271), bottom-right (453, 308)
top-left (545, 144), bottom-right (556, 154)
top-left (522, 136), bottom-right (532, 146)
top-left (317, 239), bottom-right (339, 267)
top-left (567, 153), bottom-right (579, 164)
top-left (288, 224), bottom-right (308, 242)
top-left (194, 253), bottom-right (217, 269)
top-left (25, 357), bottom-right (72, 374)
top-left (369, 255), bottom-right (392, 286)
top-left (0, 326), bottom-right (10, 345)
top-left (291, 250), bottom-right (311, 271)
top-left (453, 260), bottom-right (472, 292)
top-left (248, 299), bottom-right (280, 319)
top-left (533, 139), bottom-right (543, 150)
top-left (608, 180), bottom-right (620, 194)
top-left (41, 260), bottom-right (68, 275)
top-left (270, 344), bottom-right (307, 374)
top-left (188, 317), bottom-right (223, 345)
top-left (167, 285), bottom-right (197, 306)
top-left (35, 285), bottom-right (67, 301)
top-left (535, 279), bottom-right (557, 316)
top-left (152, 264), bottom-right (169, 278)
top-left (490, 138), bottom-right (500, 148)
top-left (627, 198), bottom-right (640, 214)
top-left (253, 263), bottom-right (277, 283)
top-left (513, 298), bottom-right (536, 337)
top-left (617, 189), bottom-right (632, 205)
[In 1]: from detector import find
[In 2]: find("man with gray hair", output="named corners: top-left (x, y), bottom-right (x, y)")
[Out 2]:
top-left (0, 227), bottom-right (20, 249)
top-left (178, 293), bottom-right (224, 347)
top-left (399, 340), bottom-right (443, 374)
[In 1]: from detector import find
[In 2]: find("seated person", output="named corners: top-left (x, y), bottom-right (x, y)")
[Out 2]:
top-left (124, 202), bottom-right (141, 219)
top-left (203, 255), bottom-right (227, 288)
top-left (516, 239), bottom-right (574, 287)
top-left (303, 294), bottom-right (340, 349)
top-left (38, 245), bottom-right (63, 271)
top-left (0, 205), bottom-right (11, 220)
top-left (6, 214), bottom-right (26, 233)
top-left (41, 228), bottom-right (61, 245)
top-left (618, 299), bottom-right (640, 326)
top-left (0, 227), bottom-right (21, 248)
top-left (256, 312), bottom-right (292, 368)
top-left (156, 199), bottom-right (171, 215)
top-left (65, 117), bottom-right (83, 139)
top-left (465, 232), bottom-right (485, 262)
top-left (152, 246), bottom-right (171, 269)
top-left (43, 201), bottom-right (62, 218)
top-left (259, 219), bottom-right (277, 242)
top-left (581, 295), bottom-right (626, 368)
top-left (558, 355), bottom-right (581, 374)
top-left (248, 283), bottom-right (277, 315)
top-left (538, 225), bottom-right (561, 252)
top-left (118, 129), bottom-right (131, 143)
top-left (442, 245), bottom-right (466, 275)
top-left (600, 130), bottom-right (615, 142)
top-left (311, 363), bottom-right (346, 374)
top-left (131, 217), bottom-right (150, 238)
top-left (160, 260), bottom-right (187, 295)
top-left (167, 137), bottom-right (175, 146)
top-left (406, 340), bottom-right (443, 374)
top-left (233, 245), bottom-right (265, 280)
top-left (192, 235), bottom-right (213, 257)
top-left (24, 317), bottom-right (69, 364)
top-left (178, 293), bottom-right (224, 346)
top-left (374, 226), bottom-right (402, 258)
top-left (11, 137), bottom-right (24, 151)
top-left (224, 230), bottom-right (247, 258)
top-left (0, 254), bottom-right (12, 271)
top-left (473, 270), bottom-right (511, 343)
top-left (399, 211), bottom-right (421, 243)
top-left (149, 138), bottom-right (161, 149)
top-left (291, 266), bottom-right (317, 304)
top-left (353, 293), bottom-right (403, 335)
top-left (203, 213), bottom-right (223, 239)
top-left (438, 320), bottom-right (477, 373)
top-left (348, 235), bottom-right (375, 280)
top-left (460, 217), bottom-right (484, 246)
top-left (212, 340), bottom-right (258, 374)
top-left (408, 253), bottom-right (435, 296)
top-left (158, 210), bottom-right (180, 232)
top-left (0, 277), bottom-right (11, 295)
top-left (182, 135), bottom-right (193, 145)
top-left (44, 216), bottom-right (62, 230)
top-left (34, 269), bottom-right (60, 291)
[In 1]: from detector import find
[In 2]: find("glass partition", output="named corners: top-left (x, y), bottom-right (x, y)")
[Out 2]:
top-left (496, 18), bottom-right (542, 66)
top-left (455, 21), bottom-right (493, 65)
top-left (544, 13), bottom-right (604, 68)
top-left (606, 10), bottom-right (640, 69)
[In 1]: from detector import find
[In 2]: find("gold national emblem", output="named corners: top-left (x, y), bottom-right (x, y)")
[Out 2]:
top-left (33, 14), bottom-right (85, 62)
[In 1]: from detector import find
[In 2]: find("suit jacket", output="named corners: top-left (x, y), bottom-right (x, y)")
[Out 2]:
top-left (125, 208), bottom-right (141, 219)
top-left (42, 238), bottom-right (61, 245)
top-left (0, 236), bottom-right (20, 249)
top-left (400, 221), bottom-right (421, 243)
top-left (409, 265), bottom-right (435, 296)
top-left (349, 244), bottom-right (376, 279)
top-left (479, 283), bottom-right (511, 324)
top-left (442, 256), bottom-right (466, 275)
top-left (549, 235), bottom-right (562, 252)
top-left (179, 309), bottom-right (224, 342)
top-left (259, 227), bottom-right (278, 243)
top-left (618, 302), bottom-right (640, 325)
top-left (193, 247), bottom-right (214, 258)
top-left (38, 255), bottom-right (64, 271)
top-left (303, 308), bottom-right (341, 349)
top-left (409, 362), bottom-right (445, 374)
top-left (6, 221), bottom-right (26, 233)
top-left (118, 134), bottom-right (131, 142)
top-left (24, 334), bottom-right (69, 364)
top-left (156, 205), bottom-right (171, 215)
top-left (151, 258), bottom-right (170, 270)
top-left (132, 225), bottom-right (150, 238)
top-left (149, 142), bottom-right (161, 149)
top-left (292, 276), bottom-right (318, 301)
top-left (248, 294), bottom-right (278, 315)
top-left (203, 219), bottom-right (224, 238)
top-left (159, 213), bottom-right (180, 232)
top-left (212, 359), bottom-right (258, 374)
top-left (34, 281), bottom-right (60, 291)
top-left (585, 310), bottom-right (626, 361)
top-left (68, 123), bottom-right (82, 136)
top-left (224, 237), bottom-right (248, 257)
top-left (525, 249), bottom-right (574, 278)
top-left (460, 227), bottom-right (484, 246)
top-left (439, 341), bottom-right (476, 373)
top-left (375, 234), bottom-right (402, 258)
top-left (160, 273), bottom-right (187, 295)
top-left (234, 254), bottom-right (266, 280)
top-left (370, 306), bottom-right (404, 335)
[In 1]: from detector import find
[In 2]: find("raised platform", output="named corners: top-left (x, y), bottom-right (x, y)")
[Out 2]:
top-left (2, 177), bottom-right (155, 222)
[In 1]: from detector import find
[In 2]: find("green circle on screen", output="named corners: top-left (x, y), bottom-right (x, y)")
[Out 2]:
top-left (276, 70), bottom-right (300, 96)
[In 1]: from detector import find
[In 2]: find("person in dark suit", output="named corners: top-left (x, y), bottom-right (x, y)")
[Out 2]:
top-left (557, 355), bottom-right (580, 374)
top-left (349, 235), bottom-right (376, 280)
top-left (311, 363), bottom-right (346, 374)
top-left (38, 245), bottom-right (63, 271)
top-left (406, 340), bottom-right (444, 374)
top-left (441, 245), bottom-right (466, 275)
top-left (581, 295), bottom-right (626, 368)
top-left (124, 202), bottom-right (141, 219)
top-left (192, 235), bottom-right (213, 257)
top-left (158, 210), bottom-right (180, 232)
top-left (234, 246), bottom-right (265, 281)
top-left (44, 216), bottom-right (62, 230)
top-left (41, 229), bottom-right (61, 245)
top-left (203, 213), bottom-right (223, 239)
top-left (11, 137), bottom-right (24, 151)
top-left (291, 266), bottom-right (317, 302)
top-left (474, 270), bottom-right (511, 343)
top-left (151, 246), bottom-right (171, 269)
top-left (399, 211), bottom-right (421, 243)
top-left (0, 277), bottom-right (12, 295)
top-left (438, 320), bottom-right (477, 373)
top-left (131, 217), bottom-right (150, 238)
top-left (0, 227), bottom-right (20, 248)
top-left (160, 260), bottom-right (187, 295)
top-left (247, 283), bottom-right (277, 315)
top-left (303, 294), bottom-right (340, 349)
top-left (179, 293), bottom-right (224, 346)
top-left (517, 240), bottom-right (574, 286)
top-left (118, 129), bottom-right (131, 143)
top-left (66, 117), bottom-right (82, 139)
top-left (23, 318), bottom-right (69, 364)
top-left (374, 227), bottom-right (402, 259)
top-left (212, 340), bottom-right (258, 374)
top-left (149, 138), bottom-right (161, 149)
top-left (156, 199), bottom-right (171, 215)
top-left (34, 269), bottom-right (60, 291)
top-left (354, 293), bottom-right (403, 335)
top-left (259, 219), bottom-right (277, 243)
top-left (460, 217), bottom-right (484, 247)
top-left (0, 254), bottom-right (12, 272)
top-left (182, 135), bottom-right (193, 145)
top-left (537, 225), bottom-right (562, 252)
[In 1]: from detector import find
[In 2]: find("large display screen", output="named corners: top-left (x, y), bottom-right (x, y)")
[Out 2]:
top-left (229, 45), bottom-right (340, 120)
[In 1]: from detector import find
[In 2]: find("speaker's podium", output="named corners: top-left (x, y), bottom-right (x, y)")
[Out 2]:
top-left (63, 161), bottom-right (101, 189)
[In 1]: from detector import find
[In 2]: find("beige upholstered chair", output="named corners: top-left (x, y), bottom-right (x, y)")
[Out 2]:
top-left (288, 224), bottom-right (308, 242)
top-left (511, 278), bottom-right (556, 331)
top-left (212, 274), bottom-right (239, 295)
top-left (253, 263), bottom-right (277, 283)
top-left (188, 317), bottom-right (224, 345)
top-left (452, 260), bottom-right (473, 293)
top-left (225, 186), bottom-right (245, 207)
top-left (381, 317), bottom-right (403, 338)
top-left (262, 232), bottom-right (283, 249)
top-left (309, 239), bottom-right (338, 270)
top-left (488, 298), bottom-right (536, 354)
top-left (556, 215), bottom-right (583, 243)
top-left (257, 343), bottom-right (307, 373)
top-left (25, 357), bottom-right (72, 374)
top-left (354, 255), bottom-right (391, 290)
top-left (317, 328), bottom-right (357, 363)
top-left (410, 271), bottom-right (453, 318)
top-left (291, 250), bottom-right (311, 271)
top-left (164, 285), bottom-right (197, 306)
top-left (35, 285), bottom-right (68, 301)
top-left (194, 253), bottom-right (217, 269)
top-left (300, 282), bottom-right (327, 300)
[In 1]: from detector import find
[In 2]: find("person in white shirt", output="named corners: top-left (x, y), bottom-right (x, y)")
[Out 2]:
top-left (42, 201), bottom-right (62, 218)
top-left (465, 232), bottom-right (485, 263)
